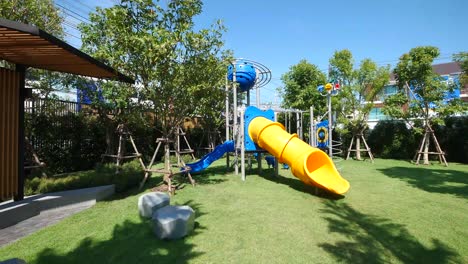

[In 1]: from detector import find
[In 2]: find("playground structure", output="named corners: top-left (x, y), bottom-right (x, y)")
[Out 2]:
top-left (186, 59), bottom-right (350, 195)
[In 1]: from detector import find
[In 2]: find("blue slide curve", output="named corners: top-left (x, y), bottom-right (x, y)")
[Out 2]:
top-left (186, 140), bottom-right (235, 173)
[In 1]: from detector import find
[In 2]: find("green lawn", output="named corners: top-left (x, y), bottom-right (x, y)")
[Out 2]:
top-left (1, 158), bottom-right (467, 263)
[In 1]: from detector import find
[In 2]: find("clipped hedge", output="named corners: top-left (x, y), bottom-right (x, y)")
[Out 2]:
top-left (25, 160), bottom-right (143, 195)
top-left (367, 120), bottom-right (420, 160)
top-left (367, 117), bottom-right (468, 163)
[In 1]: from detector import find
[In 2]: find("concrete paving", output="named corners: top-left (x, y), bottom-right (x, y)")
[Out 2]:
top-left (0, 185), bottom-right (115, 248)
top-left (0, 201), bottom-right (94, 248)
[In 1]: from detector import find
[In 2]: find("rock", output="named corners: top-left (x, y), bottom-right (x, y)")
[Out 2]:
top-left (152, 205), bottom-right (195, 240)
top-left (138, 192), bottom-right (170, 218)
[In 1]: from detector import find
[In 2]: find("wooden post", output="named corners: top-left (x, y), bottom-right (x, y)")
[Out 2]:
top-left (346, 136), bottom-right (354, 160)
top-left (14, 65), bottom-right (26, 201)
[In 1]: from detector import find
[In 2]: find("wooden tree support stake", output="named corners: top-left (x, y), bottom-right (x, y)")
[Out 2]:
top-left (346, 133), bottom-right (374, 163)
top-left (101, 124), bottom-right (147, 173)
top-left (24, 137), bottom-right (47, 177)
top-left (139, 137), bottom-right (195, 194)
top-left (413, 125), bottom-right (448, 166)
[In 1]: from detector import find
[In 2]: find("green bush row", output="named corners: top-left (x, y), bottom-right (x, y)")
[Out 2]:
top-left (366, 117), bottom-right (468, 163)
top-left (25, 160), bottom-right (143, 195)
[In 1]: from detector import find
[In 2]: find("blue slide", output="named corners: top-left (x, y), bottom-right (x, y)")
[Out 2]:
top-left (185, 140), bottom-right (235, 173)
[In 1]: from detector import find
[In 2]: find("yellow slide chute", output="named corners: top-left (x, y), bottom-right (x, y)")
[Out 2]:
top-left (248, 117), bottom-right (350, 195)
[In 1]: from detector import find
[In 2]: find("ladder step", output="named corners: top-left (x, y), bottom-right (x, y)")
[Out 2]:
top-left (418, 151), bottom-right (445, 155)
top-left (24, 165), bottom-right (43, 169)
top-left (170, 149), bottom-right (194, 154)
top-left (102, 154), bottom-right (142, 158)
top-left (146, 168), bottom-right (170, 173)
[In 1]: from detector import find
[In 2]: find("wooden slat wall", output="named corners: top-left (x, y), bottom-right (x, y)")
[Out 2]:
top-left (0, 67), bottom-right (19, 200)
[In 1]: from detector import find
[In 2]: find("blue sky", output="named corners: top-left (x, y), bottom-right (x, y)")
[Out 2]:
top-left (60, 0), bottom-right (467, 104)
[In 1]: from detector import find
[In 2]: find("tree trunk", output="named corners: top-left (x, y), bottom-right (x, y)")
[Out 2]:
top-left (356, 136), bottom-right (361, 160)
top-left (423, 127), bottom-right (430, 165)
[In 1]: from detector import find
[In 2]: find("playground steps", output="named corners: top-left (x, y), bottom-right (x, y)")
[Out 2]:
top-left (0, 185), bottom-right (115, 229)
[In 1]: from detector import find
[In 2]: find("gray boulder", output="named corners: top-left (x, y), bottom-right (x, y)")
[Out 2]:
top-left (152, 205), bottom-right (195, 240)
top-left (138, 192), bottom-right (170, 218)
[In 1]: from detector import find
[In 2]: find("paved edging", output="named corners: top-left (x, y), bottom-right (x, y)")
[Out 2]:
top-left (0, 185), bottom-right (115, 229)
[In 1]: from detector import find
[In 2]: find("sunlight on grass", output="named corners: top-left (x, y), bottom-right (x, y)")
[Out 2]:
top-left (0, 158), bottom-right (467, 264)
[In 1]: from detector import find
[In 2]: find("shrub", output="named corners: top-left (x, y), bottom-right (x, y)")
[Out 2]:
top-left (367, 120), bottom-right (419, 159)
top-left (367, 117), bottom-right (468, 163)
top-left (25, 160), bottom-right (144, 195)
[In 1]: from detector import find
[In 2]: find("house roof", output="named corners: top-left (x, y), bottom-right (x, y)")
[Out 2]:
top-left (389, 62), bottom-right (462, 82)
top-left (432, 62), bottom-right (462, 75)
top-left (0, 18), bottom-right (134, 83)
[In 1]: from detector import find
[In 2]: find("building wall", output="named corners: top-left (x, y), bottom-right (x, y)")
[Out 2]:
top-left (369, 62), bottom-right (467, 125)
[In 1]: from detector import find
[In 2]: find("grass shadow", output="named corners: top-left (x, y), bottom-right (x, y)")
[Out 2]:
top-left (378, 166), bottom-right (468, 199)
top-left (319, 201), bottom-right (460, 263)
top-left (256, 168), bottom-right (345, 200)
top-left (35, 200), bottom-right (205, 264)
top-left (107, 176), bottom-right (164, 201)
top-left (186, 164), bottom-right (228, 186)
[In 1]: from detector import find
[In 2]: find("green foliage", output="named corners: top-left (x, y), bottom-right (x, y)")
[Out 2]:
top-left (329, 49), bottom-right (354, 86)
top-left (453, 52), bottom-right (468, 87)
top-left (27, 108), bottom-right (106, 174)
top-left (280, 60), bottom-right (327, 112)
top-left (367, 117), bottom-right (468, 163)
top-left (80, 0), bottom-right (230, 139)
top-left (25, 160), bottom-right (143, 195)
top-left (384, 46), bottom-right (466, 125)
top-left (329, 50), bottom-right (389, 139)
top-left (434, 116), bottom-right (468, 163)
top-left (0, 0), bottom-right (63, 37)
top-left (367, 121), bottom-right (419, 159)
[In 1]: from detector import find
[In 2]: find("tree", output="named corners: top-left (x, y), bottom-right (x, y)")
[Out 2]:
top-left (79, 0), bottom-right (230, 154)
top-left (281, 60), bottom-right (327, 111)
top-left (383, 46), bottom-right (467, 165)
top-left (0, 0), bottom-right (63, 37)
top-left (453, 52), bottom-right (468, 87)
top-left (0, 0), bottom-right (66, 103)
top-left (330, 50), bottom-right (390, 160)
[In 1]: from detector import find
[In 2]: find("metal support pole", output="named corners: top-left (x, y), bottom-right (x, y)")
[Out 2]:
top-left (328, 93), bottom-right (333, 158)
top-left (233, 65), bottom-right (238, 175)
top-left (274, 157), bottom-right (279, 177)
top-left (257, 152), bottom-right (262, 175)
top-left (310, 106), bottom-right (314, 146)
top-left (240, 109), bottom-right (245, 181)
top-left (296, 112), bottom-right (300, 140)
top-left (256, 86), bottom-right (260, 107)
top-left (225, 75), bottom-right (230, 169)
top-left (247, 89), bottom-right (250, 106)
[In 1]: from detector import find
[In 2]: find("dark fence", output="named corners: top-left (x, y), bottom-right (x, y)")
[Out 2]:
top-left (24, 98), bottom-right (107, 174)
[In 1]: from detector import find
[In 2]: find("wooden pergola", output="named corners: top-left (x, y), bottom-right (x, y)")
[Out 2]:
top-left (0, 18), bottom-right (134, 201)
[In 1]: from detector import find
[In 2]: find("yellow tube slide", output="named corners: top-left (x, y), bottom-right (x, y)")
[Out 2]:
top-left (248, 117), bottom-right (350, 195)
